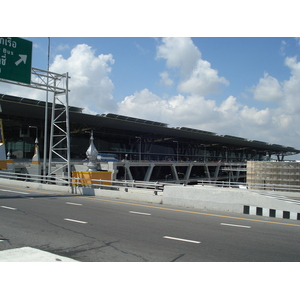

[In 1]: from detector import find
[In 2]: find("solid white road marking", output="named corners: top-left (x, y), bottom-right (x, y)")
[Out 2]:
top-left (221, 223), bottom-right (251, 228)
top-left (1, 206), bottom-right (17, 210)
top-left (66, 202), bottom-right (83, 206)
top-left (64, 218), bottom-right (87, 224)
top-left (163, 236), bottom-right (201, 244)
top-left (0, 189), bottom-right (29, 194)
top-left (129, 211), bottom-right (151, 216)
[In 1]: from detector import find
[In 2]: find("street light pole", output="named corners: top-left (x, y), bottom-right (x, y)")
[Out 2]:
top-left (201, 144), bottom-right (206, 162)
top-left (135, 136), bottom-right (141, 161)
top-left (29, 126), bottom-right (38, 144)
top-left (223, 146), bottom-right (228, 162)
top-left (173, 140), bottom-right (179, 162)
top-left (29, 126), bottom-right (40, 164)
top-left (124, 154), bottom-right (128, 181)
top-left (43, 37), bottom-right (50, 178)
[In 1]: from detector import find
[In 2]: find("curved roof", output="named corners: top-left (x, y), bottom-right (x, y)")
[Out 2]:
top-left (0, 93), bottom-right (299, 156)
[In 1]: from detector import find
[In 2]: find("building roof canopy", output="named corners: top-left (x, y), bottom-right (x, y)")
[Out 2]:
top-left (0, 93), bottom-right (299, 156)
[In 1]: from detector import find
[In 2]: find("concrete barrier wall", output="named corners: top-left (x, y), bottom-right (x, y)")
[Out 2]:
top-left (0, 178), bottom-right (162, 204)
top-left (0, 178), bottom-right (72, 193)
top-left (1, 177), bottom-right (299, 220)
top-left (162, 185), bottom-right (300, 219)
top-left (74, 186), bottom-right (163, 204)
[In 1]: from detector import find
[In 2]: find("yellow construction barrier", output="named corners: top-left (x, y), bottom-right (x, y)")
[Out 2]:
top-left (71, 171), bottom-right (112, 187)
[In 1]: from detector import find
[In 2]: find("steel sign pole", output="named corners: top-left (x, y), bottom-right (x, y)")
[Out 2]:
top-left (65, 72), bottom-right (71, 183)
top-left (43, 37), bottom-right (50, 179)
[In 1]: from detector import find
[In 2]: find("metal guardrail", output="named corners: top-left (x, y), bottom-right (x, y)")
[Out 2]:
top-left (0, 170), bottom-right (67, 185)
top-left (0, 171), bottom-right (165, 191)
top-left (0, 171), bottom-right (299, 193)
top-left (71, 178), bottom-right (165, 191)
top-left (196, 180), bottom-right (300, 193)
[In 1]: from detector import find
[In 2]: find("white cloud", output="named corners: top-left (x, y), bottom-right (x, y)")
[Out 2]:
top-left (159, 71), bottom-right (173, 86)
top-left (156, 37), bottom-right (200, 77)
top-left (156, 37), bottom-right (229, 96)
top-left (282, 56), bottom-right (300, 113)
top-left (50, 44), bottom-right (117, 113)
top-left (178, 59), bottom-right (229, 96)
top-left (252, 72), bottom-right (283, 102)
top-left (251, 56), bottom-right (300, 115)
top-left (0, 43), bottom-right (117, 114)
top-left (240, 106), bottom-right (271, 126)
top-left (0, 79), bottom-right (45, 101)
top-left (56, 43), bottom-right (70, 51)
top-left (117, 88), bottom-right (289, 146)
top-left (273, 112), bottom-right (292, 129)
top-left (117, 89), bottom-right (218, 126)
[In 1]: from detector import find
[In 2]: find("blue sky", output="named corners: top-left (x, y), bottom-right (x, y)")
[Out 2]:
top-left (2, 2), bottom-right (300, 159)
top-left (2, 36), bottom-right (300, 158)
top-left (27, 36), bottom-right (299, 107)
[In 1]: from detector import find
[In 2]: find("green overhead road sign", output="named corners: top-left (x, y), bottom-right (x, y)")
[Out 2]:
top-left (0, 37), bottom-right (32, 84)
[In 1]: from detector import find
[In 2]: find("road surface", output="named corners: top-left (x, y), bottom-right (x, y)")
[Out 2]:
top-left (1, 183), bottom-right (300, 262)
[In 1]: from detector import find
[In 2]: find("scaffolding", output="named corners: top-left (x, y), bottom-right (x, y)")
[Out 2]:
top-left (247, 161), bottom-right (300, 191)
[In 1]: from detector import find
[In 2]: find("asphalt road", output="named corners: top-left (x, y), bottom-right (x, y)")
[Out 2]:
top-left (1, 183), bottom-right (300, 262)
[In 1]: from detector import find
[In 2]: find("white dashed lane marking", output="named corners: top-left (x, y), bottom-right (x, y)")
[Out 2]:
top-left (66, 202), bottom-right (83, 206)
top-left (221, 223), bottom-right (251, 228)
top-left (64, 218), bottom-right (87, 224)
top-left (1, 206), bottom-right (17, 211)
top-left (129, 211), bottom-right (151, 216)
top-left (0, 189), bottom-right (30, 194)
top-left (163, 236), bottom-right (201, 244)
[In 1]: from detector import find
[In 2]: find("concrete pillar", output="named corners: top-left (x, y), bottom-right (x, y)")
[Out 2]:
top-left (107, 162), bottom-right (119, 181)
top-left (171, 164), bottom-right (179, 182)
top-left (184, 164), bottom-right (192, 181)
top-left (205, 164), bottom-right (211, 179)
top-left (144, 164), bottom-right (154, 181)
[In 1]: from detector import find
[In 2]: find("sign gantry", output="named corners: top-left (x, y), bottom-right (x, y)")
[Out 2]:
top-left (0, 37), bottom-right (71, 184)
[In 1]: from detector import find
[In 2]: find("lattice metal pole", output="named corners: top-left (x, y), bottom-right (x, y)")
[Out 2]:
top-left (0, 67), bottom-right (71, 184)
top-left (47, 72), bottom-right (71, 185)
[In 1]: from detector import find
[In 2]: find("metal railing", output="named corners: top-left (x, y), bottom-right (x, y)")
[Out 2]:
top-left (0, 170), bottom-right (299, 193)
top-left (196, 179), bottom-right (300, 193)
top-left (0, 170), bottom-right (69, 185)
top-left (0, 171), bottom-right (165, 191)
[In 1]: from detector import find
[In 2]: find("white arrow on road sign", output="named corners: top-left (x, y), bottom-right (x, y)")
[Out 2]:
top-left (15, 54), bottom-right (27, 66)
